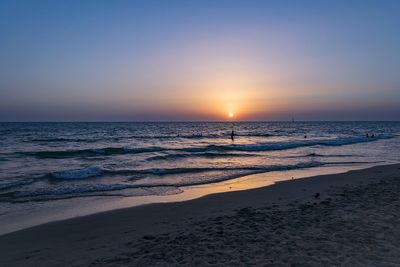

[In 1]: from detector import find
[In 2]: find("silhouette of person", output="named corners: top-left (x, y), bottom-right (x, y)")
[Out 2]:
top-left (371, 134), bottom-right (375, 138)
top-left (366, 133), bottom-right (369, 138)
top-left (231, 130), bottom-right (235, 141)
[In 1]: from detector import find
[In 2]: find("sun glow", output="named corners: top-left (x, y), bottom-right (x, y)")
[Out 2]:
top-left (228, 112), bottom-right (234, 118)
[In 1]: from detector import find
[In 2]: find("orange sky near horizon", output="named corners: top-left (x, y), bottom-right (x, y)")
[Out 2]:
top-left (1, 1), bottom-right (399, 121)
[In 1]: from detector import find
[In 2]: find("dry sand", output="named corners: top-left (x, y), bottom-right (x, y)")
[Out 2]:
top-left (1, 163), bottom-right (400, 266)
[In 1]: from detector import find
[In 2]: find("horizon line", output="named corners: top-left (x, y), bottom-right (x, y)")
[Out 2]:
top-left (1, 120), bottom-right (400, 123)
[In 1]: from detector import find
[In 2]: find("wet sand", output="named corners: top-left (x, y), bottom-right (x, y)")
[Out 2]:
top-left (1, 163), bottom-right (400, 266)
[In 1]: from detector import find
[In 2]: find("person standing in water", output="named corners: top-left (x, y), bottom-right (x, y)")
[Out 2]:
top-left (231, 130), bottom-right (235, 141)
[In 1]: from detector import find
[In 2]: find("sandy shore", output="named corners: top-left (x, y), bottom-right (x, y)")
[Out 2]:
top-left (1, 163), bottom-right (400, 266)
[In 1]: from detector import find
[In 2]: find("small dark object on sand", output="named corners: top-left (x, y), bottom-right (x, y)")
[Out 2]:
top-left (314, 193), bottom-right (320, 199)
top-left (143, 235), bottom-right (155, 240)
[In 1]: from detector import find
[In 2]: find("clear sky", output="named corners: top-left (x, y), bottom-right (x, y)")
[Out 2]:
top-left (0, 0), bottom-right (399, 121)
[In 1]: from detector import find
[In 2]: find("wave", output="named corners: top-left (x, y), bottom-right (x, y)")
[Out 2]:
top-left (51, 166), bottom-right (103, 180)
top-left (20, 135), bottom-right (391, 159)
top-left (28, 133), bottom-right (226, 143)
top-left (125, 132), bottom-right (273, 139)
top-left (29, 137), bottom-right (98, 143)
top-left (180, 135), bottom-right (391, 153)
top-left (3, 159), bottom-right (382, 202)
top-left (165, 161), bottom-right (325, 187)
top-left (237, 133), bottom-right (273, 137)
top-left (0, 179), bottom-right (35, 190)
top-left (146, 134), bottom-right (223, 139)
top-left (47, 161), bottom-right (326, 182)
top-left (22, 146), bottom-right (166, 158)
top-left (146, 152), bottom-right (257, 161)
top-left (14, 183), bottom-right (132, 198)
top-left (292, 153), bottom-right (359, 158)
top-left (5, 161), bottom-right (324, 202)
top-left (8, 185), bottom-right (183, 202)
top-left (48, 166), bottom-right (223, 181)
top-left (27, 132), bottom-right (275, 143)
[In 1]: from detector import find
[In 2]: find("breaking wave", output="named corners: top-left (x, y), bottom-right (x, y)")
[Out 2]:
top-left (3, 161), bottom-right (324, 202)
top-left (21, 135), bottom-right (391, 159)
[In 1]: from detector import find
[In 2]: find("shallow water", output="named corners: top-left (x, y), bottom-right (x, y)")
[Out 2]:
top-left (1, 122), bottom-right (399, 203)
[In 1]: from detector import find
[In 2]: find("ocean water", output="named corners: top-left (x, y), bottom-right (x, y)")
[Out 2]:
top-left (0, 121), bottom-right (399, 205)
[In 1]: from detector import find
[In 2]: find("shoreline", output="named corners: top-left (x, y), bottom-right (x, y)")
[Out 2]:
top-left (0, 162), bottom-right (384, 235)
top-left (1, 163), bottom-right (400, 266)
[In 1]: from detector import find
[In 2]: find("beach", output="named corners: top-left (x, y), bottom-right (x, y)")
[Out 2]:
top-left (2, 0), bottom-right (400, 265)
top-left (1, 163), bottom-right (400, 266)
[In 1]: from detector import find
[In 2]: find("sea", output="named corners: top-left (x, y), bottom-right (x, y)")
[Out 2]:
top-left (0, 121), bottom-right (399, 233)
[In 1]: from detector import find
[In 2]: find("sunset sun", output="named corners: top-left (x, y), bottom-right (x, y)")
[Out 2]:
top-left (228, 112), bottom-right (234, 118)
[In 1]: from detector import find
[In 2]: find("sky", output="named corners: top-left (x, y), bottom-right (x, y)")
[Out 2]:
top-left (0, 0), bottom-right (399, 121)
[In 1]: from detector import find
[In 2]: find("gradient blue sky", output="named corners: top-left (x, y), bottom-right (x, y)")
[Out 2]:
top-left (0, 0), bottom-right (399, 121)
